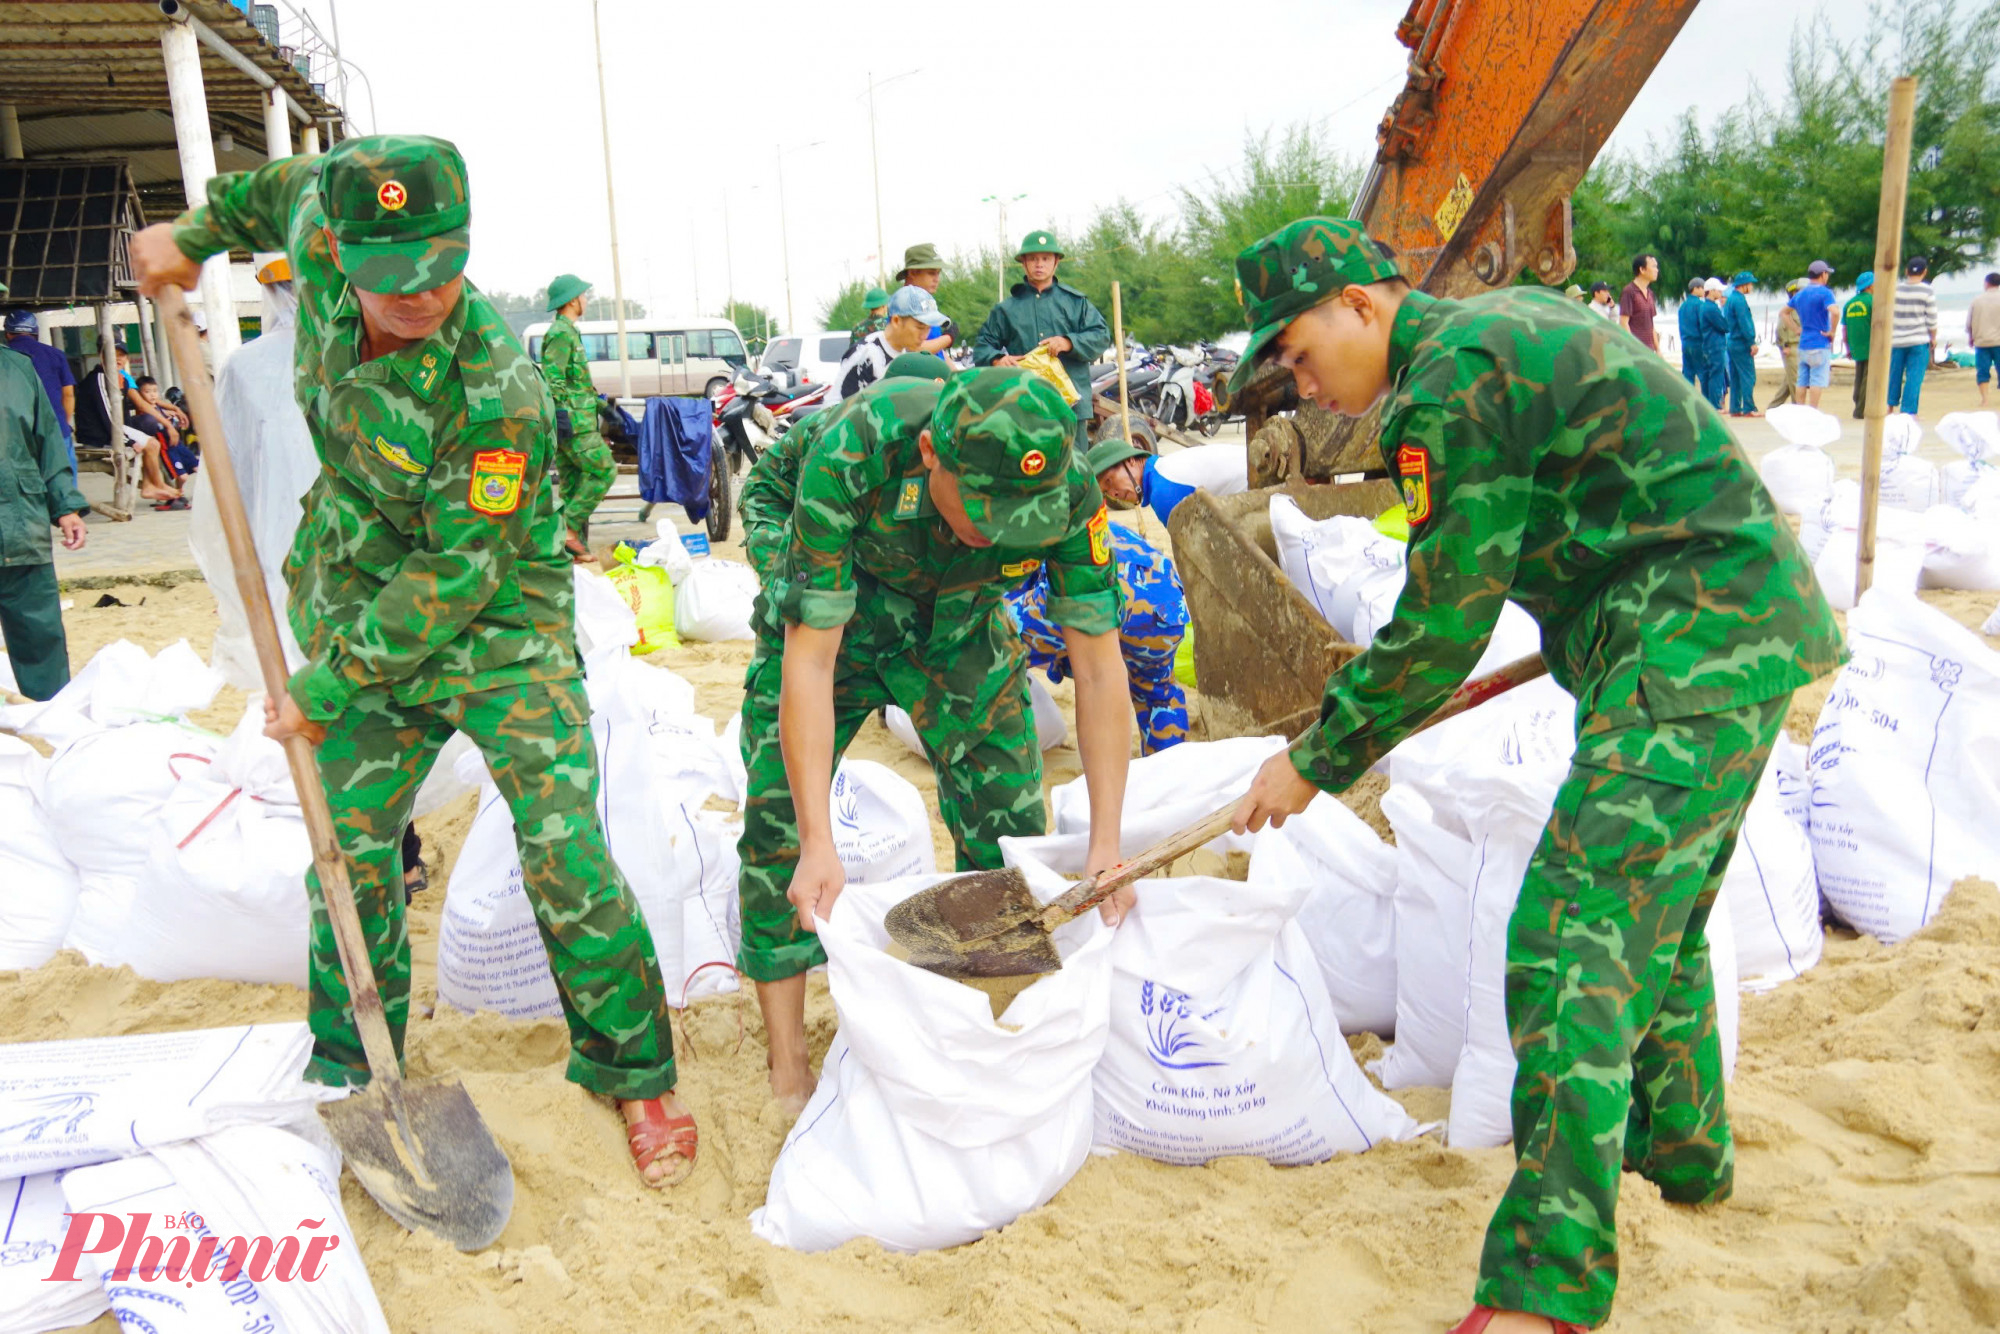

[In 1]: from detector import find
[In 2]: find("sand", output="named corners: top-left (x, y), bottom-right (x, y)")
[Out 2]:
top-left (15, 552), bottom-right (2000, 1333)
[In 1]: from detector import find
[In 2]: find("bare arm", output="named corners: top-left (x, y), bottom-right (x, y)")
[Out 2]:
top-left (61, 384), bottom-right (74, 430)
top-left (1061, 624), bottom-right (1135, 924)
top-left (780, 620), bottom-right (847, 931)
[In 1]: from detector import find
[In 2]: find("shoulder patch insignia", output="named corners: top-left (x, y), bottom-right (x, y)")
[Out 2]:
top-left (893, 477), bottom-right (925, 520)
top-left (468, 448), bottom-right (527, 516)
top-left (1396, 443), bottom-right (1433, 525)
top-left (372, 435), bottom-right (428, 475)
top-left (1088, 504), bottom-right (1111, 565)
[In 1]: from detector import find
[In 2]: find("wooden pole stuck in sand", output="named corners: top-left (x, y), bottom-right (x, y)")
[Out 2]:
top-left (1112, 281), bottom-right (1134, 451)
top-left (1857, 75), bottom-right (1919, 600)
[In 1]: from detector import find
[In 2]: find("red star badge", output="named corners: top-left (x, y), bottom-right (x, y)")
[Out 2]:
top-left (377, 180), bottom-right (408, 211)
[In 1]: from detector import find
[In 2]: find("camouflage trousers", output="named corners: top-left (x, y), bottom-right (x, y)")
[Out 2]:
top-left (735, 607), bottom-right (1046, 982)
top-left (555, 426), bottom-right (615, 538)
top-left (306, 678), bottom-right (676, 1100)
top-left (1474, 694), bottom-right (1787, 1328)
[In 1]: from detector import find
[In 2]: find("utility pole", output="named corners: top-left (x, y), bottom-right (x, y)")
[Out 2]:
top-left (775, 141), bottom-right (824, 333)
top-left (326, 0), bottom-right (352, 136)
top-left (982, 192), bottom-right (1027, 302)
top-left (722, 190), bottom-right (735, 320)
top-left (864, 69), bottom-right (919, 287)
top-left (591, 0), bottom-right (633, 398)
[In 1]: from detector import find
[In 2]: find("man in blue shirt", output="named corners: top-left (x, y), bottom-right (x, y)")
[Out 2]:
top-left (1093, 436), bottom-right (1248, 528)
top-left (1792, 260), bottom-right (1840, 411)
top-left (3, 312), bottom-right (76, 478)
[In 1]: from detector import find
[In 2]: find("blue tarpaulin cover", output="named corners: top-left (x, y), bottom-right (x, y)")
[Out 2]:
top-left (637, 397), bottom-right (713, 519)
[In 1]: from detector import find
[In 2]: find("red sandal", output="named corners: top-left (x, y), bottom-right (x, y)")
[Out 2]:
top-left (1448, 1307), bottom-right (1590, 1334)
top-left (625, 1098), bottom-right (697, 1188)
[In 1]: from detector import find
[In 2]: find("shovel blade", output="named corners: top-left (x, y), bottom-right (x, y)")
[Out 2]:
top-left (321, 1078), bottom-right (514, 1252)
top-left (884, 869), bottom-right (1064, 980)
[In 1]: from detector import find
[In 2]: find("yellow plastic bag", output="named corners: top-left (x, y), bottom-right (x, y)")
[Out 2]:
top-left (605, 543), bottom-right (680, 653)
top-left (1015, 345), bottom-right (1080, 406)
top-left (1373, 503), bottom-right (1411, 543)
top-left (1174, 626), bottom-right (1198, 689)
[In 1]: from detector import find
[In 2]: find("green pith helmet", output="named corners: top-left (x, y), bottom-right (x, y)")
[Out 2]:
top-left (928, 368), bottom-right (1075, 546)
top-left (546, 273), bottom-right (591, 311)
top-left (1016, 229), bottom-right (1062, 260)
top-left (1086, 437), bottom-right (1145, 475)
top-left (320, 134), bottom-right (471, 295)
top-left (863, 286), bottom-right (889, 309)
top-left (884, 352), bottom-right (949, 381)
top-left (1228, 216), bottom-right (1403, 391)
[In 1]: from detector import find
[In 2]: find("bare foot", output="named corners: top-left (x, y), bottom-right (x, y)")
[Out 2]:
top-left (619, 1090), bottom-right (696, 1188)
top-left (768, 1058), bottom-right (816, 1120)
top-left (564, 533), bottom-right (597, 564)
top-left (140, 485), bottom-right (179, 503)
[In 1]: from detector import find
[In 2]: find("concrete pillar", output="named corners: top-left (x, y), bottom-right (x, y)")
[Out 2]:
top-left (96, 305), bottom-right (133, 516)
top-left (299, 124), bottom-right (320, 156)
top-left (0, 104), bottom-right (21, 160)
top-left (160, 17), bottom-right (242, 369)
top-left (151, 301), bottom-right (177, 389)
top-left (262, 87), bottom-right (290, 160)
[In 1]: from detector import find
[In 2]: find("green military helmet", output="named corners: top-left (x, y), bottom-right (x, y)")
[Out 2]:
top-left (319, 134), bottom-right (471, 295)
top-left (1228, 216), bottom-right (1403, 391)
top-left (884, 352), bottom-right (950, 381)
top-left (1086, 437), bottom-right (1145, 476)
top-left (1016, 229), bottom-right (1063, 259)
top-left (894, 242), bottom-right (944, 283)
top-left (546, 273), bottom-right (591, 311)
top-left (929, 367), bottom-right (1075, 546)
top-left (864, 286), bottom-right (889, 309)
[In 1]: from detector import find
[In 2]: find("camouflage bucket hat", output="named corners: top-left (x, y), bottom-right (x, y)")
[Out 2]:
top-left (320, 134), bottom-right (471, 295)
top-left (929, 368), bottom-right (1074, 546)
top-left (1229, 216), bottom-right (1402, 391)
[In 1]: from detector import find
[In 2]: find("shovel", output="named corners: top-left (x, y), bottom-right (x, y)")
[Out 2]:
top-left (157, 288), bottom-right (514, 1252)
top-left (886, 652), bottom-right (1549, 980)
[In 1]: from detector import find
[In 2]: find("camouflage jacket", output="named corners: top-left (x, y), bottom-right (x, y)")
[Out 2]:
top-left (1295, 287), bottom-right (1844, 793)
top-left (846, 314), bottom-right (887, 353)
top-left (539, 313), bottom-right (599, 423)
top-left (971, 281), bottom-right (1111, 418)
top-left (172, 156), bottom-right (576, 721)
top-left (0, 346), bottom-right (88, 567)
top-left (768, 378), bottom-right (1121, 661)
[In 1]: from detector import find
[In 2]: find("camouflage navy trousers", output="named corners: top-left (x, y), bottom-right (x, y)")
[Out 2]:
top-left (306, 678), bottom-right (676, 1100)
top-left (555, 425), bottom-right (615, 539)
top-left (735, 605), bottom-right (1046, 982)
top-left (1474, 694), bottom-right (1787, 1328)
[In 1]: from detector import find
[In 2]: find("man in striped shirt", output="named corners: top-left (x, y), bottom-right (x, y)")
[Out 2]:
top-left (1886, 256), bottom-right (1938, 416)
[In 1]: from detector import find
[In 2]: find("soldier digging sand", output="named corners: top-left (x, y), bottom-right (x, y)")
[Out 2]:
top-left (1224, 219), bottom-right (1842, 1334)
top-left (131, 135), bottom-right (697, 1187)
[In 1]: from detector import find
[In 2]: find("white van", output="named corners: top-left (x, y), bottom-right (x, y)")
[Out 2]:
top-left (522, 316), bottom-right (750, 397)
top-left (757, 329), bottom-right (852, 392)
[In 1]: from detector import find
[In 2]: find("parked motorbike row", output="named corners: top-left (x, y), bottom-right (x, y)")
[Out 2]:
top-left (1089, 340), bottom-right (1241, 436)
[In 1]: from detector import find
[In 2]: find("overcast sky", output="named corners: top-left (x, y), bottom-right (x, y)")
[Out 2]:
top-left (307, 0), bottom-right (1882, 331)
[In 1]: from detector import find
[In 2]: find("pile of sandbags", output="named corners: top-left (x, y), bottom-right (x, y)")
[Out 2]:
top-left (0, 736), bottom-right (82, 969)
top-left (1806, 481), bottom-right (1929, 609)
top-left (1876, 413), bottom-right (1941, 512)
top-left (0, 1024), bottom-right (387, 1334)
top-left (1935, 411), bottom-right (2000, 510)
top-left (1721, 738), bottom-right (1823, 990)
top-left (1759, 404), bottom-right (1840, 515)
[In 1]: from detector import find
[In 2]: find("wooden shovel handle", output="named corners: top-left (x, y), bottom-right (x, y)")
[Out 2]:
top-left (157, 288), bottom-right (408, 1102)
top-left (1040, 652), bottom-right (1550, 928)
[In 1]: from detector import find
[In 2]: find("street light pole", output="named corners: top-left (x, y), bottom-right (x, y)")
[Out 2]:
top-left (722, 190), bottom-right (735, 322)
top-left (774, 140), bottom-right (825, 333)
top-left (864, 68), bottom-right (920, 287)
top-left (982, 192), bottom-right (1027, 302)
top-left (591, 0), bottom-right (633, 398)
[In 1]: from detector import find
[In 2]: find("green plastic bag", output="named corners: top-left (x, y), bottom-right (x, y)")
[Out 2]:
top-left (605, 543), bottom-right (681, 653)
top-left (1373, 503), bottom-right (1410, 543)
top-left (1174, 626), bottom-right (1197, 690)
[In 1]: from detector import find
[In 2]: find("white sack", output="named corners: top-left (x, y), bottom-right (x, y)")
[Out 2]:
top-left (1268, 496), bottom-right (1405, 642)
top-left (1770, 734), bottom-right (1812, 834)
top-left (751, 878), bottom-right (1113, 1253)
top-left (1375, 786), bottom-right (1477, 1089)
top-left (1759, 404), bottom-right (1841, 515)
top-left (828, 759), bottom-right (936, 883)
top-left (674, 559), bottom-right (760, 641)
top-left (1154, 442), bottom-right (1249, 499)
top-left (111, 704), bottom-right (312, 988)
top-left (1248, 795), bottom-right (1399, 1037)
top-left (1917, 504), bottom-right (2000, 591)
top-left (0, 639), bottom-right (221, 749)
top-left (1877, 414), bottom-right (1940, 511)
top-left (0, 737), bottom-right (81, 970)
top-left (0, 1024), bottom-right (331, 1177)
top-left (1050, 735), bottom-right (1286, 856)
top-left (1813, 528), bottom-right (1925, 611)
top-left (1808, 590), bottom-right (2000, 942)
top-left (1934, 411), bottom-right (1999, 508)
top-left (636, 519), bottom-right (695, 585)
top-left (574, 564), bottom-right (642, 658)
top-left (0, 1171), bottom-right (110, 1333)
top-left (1721, 747), bottom-right (1824, 990)
top-left (885, 673), bottom-right (1066, 757)
top-left (666, 806), bottom-right (742, 1005)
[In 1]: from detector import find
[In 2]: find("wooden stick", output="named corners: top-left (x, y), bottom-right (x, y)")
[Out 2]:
top-left (1858, 75), bottom-right (1919, 599)
top-left (154, 286), bottom-right (408, 1102)
top-left (1111, 281), bottom-right (1135, 451)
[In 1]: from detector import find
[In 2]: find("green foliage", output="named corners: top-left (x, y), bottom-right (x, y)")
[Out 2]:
top-left (820, 280), bottom-right (869, 333)
top-left (722, 299), bottom-right (778, 354)
top-left (1570, 0), bottom-right (2000, 291)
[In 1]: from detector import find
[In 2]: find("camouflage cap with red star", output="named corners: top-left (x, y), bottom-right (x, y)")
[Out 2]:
top-left (319, 134), bottom-right (471, 295)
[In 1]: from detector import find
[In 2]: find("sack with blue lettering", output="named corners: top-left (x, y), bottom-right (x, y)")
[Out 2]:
top-left (1002, 833), bottom-right (1421, 1166)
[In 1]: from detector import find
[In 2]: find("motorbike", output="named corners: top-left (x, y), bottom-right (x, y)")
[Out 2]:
top-left (711, 365), bottom-right (830, 468)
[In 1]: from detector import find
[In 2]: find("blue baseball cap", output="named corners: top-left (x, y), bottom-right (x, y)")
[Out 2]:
top-left (1856, 271), bottom-right (1875, 291)
top-left (2, 310), bottom-right (35, 336)
top-left (887, 284), bottom-right (945, 325)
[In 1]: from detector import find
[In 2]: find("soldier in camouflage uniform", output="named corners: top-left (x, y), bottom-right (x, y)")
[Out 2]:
top-left (739, 366), bottom-right (1134, 1112)
top-left (538, 272), bottom-right (615, 555)
top-left (1224, 219), bottom-right (1843, 1334)
top-left (131, 135), bottom-right (696, 1188)
top-left (1007, 438), bottom-right (1188, 754)
top-left (846, 286), bottom-right (889, 352)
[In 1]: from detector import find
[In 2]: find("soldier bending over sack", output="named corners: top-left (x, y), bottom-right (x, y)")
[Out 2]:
top-left (1225, 219), bottom-right (1842, 1334)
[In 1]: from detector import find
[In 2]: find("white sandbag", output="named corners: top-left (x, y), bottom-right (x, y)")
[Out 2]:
top-left (1051, 735), bottom-right (1287, 856)
top-left (636, 518), bottom-right (695, 585)
top-left (1808, 590), bottom-right (2000, 943)
top-left (1375, 786), bottom-right (1476, 1089)
top-left (0, 1024), bottom-right (331, 1177)
top-left (673, 559), bottom-right (760, 641)
top-left (885, 673), bottom-right (1066, 757)
top-left (1917, 504), bottom-right (2000, 591)
top-left (1770, 734), bottom-right (1812, 833)
top-left (666, 806), bottom-right (742, 1005)
top-left (0, 737), bottom-right (81, 970)
top-left (1963, 469), bottom-right (2000, 524)
top-left (1877, 414), bottom-right (1940, 511)
top-left (1759, 404), bottom-right (1841, 514)
top-left (1081, 867), bottom-right (1420, 1166)
top-left (1339, 562), bottom-right (1410, 648)
top-left (574, 564), bottom-right (642, 658)
top-left (1934, 412), bottom-right (1999, 508)
top-left (111, 704), bottom-right (312, 988)
top-left (1154, 441), bottom-right (1249, 498)
top-left (0, 639), bottom-right (221, 749)
top-left (1813, 527), bottom-right (1925, 611)
top-left (0, 1172), bottom-right (110, 1333)
top-left (1722, 747), bottom-right (1823, 990)
top-left (1269, 495), bottom-right (1404, 637)
top-left (829, 759), bottom-right (936, 883)
top-left (1987, 601), bottom-right (2000, 637)
top-left (751, 877), bottom-right (1113, 1253)
top-left (435, 785), bottom-right (563, 1020)
top-left (1247, 795), bottom-right (1399, 1037)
